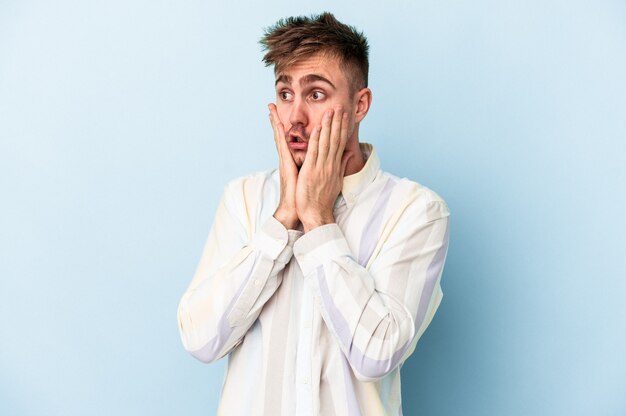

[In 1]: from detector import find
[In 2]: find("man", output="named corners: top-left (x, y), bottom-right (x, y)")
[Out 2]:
top-left (178, 12), bottom-right (450, 415)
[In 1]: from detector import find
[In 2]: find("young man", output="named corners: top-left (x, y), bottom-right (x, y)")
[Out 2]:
top-left (178, 12), bottom-right (450, 415)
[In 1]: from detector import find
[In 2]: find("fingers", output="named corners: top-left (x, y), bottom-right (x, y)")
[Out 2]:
top-left (268, 103), bottom-right (290, 160)
top-left (315, 107), bottom-right (349, 168)
top-left (304, 125), bottom-right (320, 169)
top-left (316, 108), bottom-right (334, 163)
top-left (327, 108), bottom-right (344, 164)
top-left (268, 103), bottom-right (300, 177)
top-left (268, 103), bottom-right (285, 149)
top-left (270, 102), bottom-right (350, 176)
top-left (336, 112), bottom-right (349, 165)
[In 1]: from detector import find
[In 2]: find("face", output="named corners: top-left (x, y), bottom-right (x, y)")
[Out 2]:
top-left (274, 54), bottom-right (362, 167)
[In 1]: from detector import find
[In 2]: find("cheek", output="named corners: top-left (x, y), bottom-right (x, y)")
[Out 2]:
top-left (345, 113), bottom-right (358, 139)
top-left (276, 108), bottom-right (289, 125)
top-left (311, 109), bottom-right (326, 126)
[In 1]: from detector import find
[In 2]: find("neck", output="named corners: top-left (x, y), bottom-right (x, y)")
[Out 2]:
top-left (344, 140), bottom-right (366, 176)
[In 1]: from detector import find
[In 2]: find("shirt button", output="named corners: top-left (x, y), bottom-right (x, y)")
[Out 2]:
top-left (254, 279), bottom-right (262, 287)
top-left (302, 379), bottom-right (308, 385)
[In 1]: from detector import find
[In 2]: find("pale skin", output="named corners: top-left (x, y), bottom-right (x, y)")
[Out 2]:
top-left (268, 53), bottom-right (372, 232)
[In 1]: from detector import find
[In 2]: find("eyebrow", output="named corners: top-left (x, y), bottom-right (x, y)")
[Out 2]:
top-left (275, 74), bottom-right (336, 90)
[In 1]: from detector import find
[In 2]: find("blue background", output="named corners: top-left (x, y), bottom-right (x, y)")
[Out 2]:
top-left (1, 1), bottom-right (625, 415)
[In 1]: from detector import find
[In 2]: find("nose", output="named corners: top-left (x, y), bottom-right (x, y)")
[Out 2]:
top-left (288, 97), bottom-right (308, 128)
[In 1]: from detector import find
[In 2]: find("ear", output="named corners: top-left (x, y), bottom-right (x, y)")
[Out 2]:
top-left (354, 87), bottom-right (372, 123)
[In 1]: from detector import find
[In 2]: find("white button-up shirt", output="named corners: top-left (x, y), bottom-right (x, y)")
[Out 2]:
top-left (178, 143), bottom-right (450, 415)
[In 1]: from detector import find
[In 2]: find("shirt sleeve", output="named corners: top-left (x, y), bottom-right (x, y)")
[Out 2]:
top-left (177, 179), bottom-right (299, 363)
top-left (292, 196), bottom-right (450, 382)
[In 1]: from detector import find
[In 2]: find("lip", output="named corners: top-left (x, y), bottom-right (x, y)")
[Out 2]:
top-left (288, 141), bottom-right (308, 150)
top-left (288, 130), bottom-right (308, 150)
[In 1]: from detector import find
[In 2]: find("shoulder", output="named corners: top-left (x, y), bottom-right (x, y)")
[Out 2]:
top-left (378, 170), bottom-right (450, 223)
top-left (222, 169), bottom-right (279, 197)
top-left (219, 169), bottom-right (280, 218)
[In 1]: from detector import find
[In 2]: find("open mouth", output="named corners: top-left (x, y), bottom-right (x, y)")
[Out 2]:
top-left (288, 128), bottom-right (308, 150)
top-left (288, 130), bottom-right (307, 143)
top-left (290, 135), bottom-right (307, 143)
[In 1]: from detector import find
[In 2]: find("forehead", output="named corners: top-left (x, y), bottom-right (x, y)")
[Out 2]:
top-left (276, 53), bottom-right (348, 85)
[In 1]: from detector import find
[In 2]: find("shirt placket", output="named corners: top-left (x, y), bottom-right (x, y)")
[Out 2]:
top-left (295, 281), bottom-right (314, 416)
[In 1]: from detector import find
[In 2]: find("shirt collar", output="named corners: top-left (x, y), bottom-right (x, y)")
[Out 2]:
top-left (340, 143), bottom-right (380, 208)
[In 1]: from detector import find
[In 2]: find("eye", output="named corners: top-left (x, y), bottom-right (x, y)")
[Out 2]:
top-left (310, 91), bottom-right (326, 101)
top-left (279, 91), bottom-right (293, 101)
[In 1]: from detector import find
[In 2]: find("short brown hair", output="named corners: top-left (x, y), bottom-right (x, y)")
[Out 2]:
top-left (260, 12), bottom-right (369, 95)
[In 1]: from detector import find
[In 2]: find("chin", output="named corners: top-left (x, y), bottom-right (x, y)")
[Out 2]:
top-left (290, 151), bottom-right (306, 167)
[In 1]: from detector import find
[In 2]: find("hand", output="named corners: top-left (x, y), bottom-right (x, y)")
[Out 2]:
top-left (296, 107), bottom-right (352, 232)
top-left (268, 103), bottom-right (300, 229)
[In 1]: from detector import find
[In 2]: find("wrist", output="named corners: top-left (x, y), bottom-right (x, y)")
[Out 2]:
top-left (273, 208), bottom-right (299, 230)
top-left (302, 214), bottom-right (335, 233)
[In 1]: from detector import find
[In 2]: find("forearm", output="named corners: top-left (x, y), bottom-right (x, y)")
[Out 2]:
top-left (293, 213), bottom-right (450, 381)
top-left (178, 215), bottom-right (297, 363)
